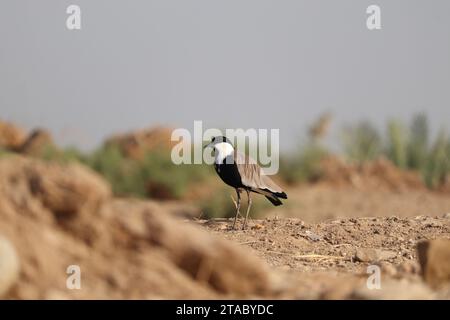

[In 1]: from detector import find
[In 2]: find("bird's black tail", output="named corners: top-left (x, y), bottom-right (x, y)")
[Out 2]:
top-left (255, 189), bottom-right (287, 206)
top-left (265, 195), bottom-right (283, 206)
top-left (275, 191), bottom-right (287, 199)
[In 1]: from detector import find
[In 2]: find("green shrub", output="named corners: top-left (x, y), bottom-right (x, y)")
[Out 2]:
top-left (279, 142), bottom-right (328, 184)
top-left (386, 119), bottom-right (408, 168)
top-left (40, 145), bottom-right (87, 163)
top-left (86, 144), bottom-right (142, 196)
top-left (0, 147), bottom-right (11, 158)
top-left (85, 144), bottom-right (210, 199)
top-left (342, 121), bottom-right (382, 163)
top-left (423, 130), bottom-right (450, 188)
top-left (407, 113), bottom-right (429, 170)
top-left (140, 149), bottom-right (210, 199)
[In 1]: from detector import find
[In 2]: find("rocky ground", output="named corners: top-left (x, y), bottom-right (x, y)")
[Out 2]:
top-left (201, 215), bottom-right (450, 273)
top-left (199, 216), bottom-right (450, 299)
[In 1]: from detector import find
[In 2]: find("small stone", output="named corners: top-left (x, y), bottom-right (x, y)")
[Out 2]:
top-left (443, 213), bottom-right (450, 219)
top-left (304, 230), bottom-right (322, 242)
top-left (279, 265), bottom-right (291, 271)
top-left (354, 248), bottom-right (397, 263)
top-left (251, 224), bottom-right (265, 230)
top-left (424, 220), bottom-right (443, 228)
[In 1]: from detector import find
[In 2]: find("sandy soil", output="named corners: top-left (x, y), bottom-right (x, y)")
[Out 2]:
top-left (200, 215), bottom-right (450, 272)
top-left (198, 215), bottom-right (450, 299)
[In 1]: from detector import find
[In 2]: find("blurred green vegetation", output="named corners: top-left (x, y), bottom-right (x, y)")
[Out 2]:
top-left (342, 113), bottom-right (450, 189)
top-left (279, 142), bottom-right (328, 184)
top-left (407, 113), bottom-right (429, 170)
top-left (86, 144), bottom-right (143, 196)
top-left (0, 147), bottom-right (12, 158)
top-left (342, 121), bottom-right (382, 163)
top-left (86, 145), bottom-right (210, 199)
top-left (40, 144), bottom-right (87, 163)
top-left (386, 119), bottom-right (408, 169)
top-left (30, 143), bottom-right (211, 199)
top-left (277, 112), bottom-right (449, 190)
top-left (423, 130), bottom-right (450, 189)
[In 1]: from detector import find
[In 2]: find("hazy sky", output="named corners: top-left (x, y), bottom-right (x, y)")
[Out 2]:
top-left (1, 1), bottom-right (449, 151)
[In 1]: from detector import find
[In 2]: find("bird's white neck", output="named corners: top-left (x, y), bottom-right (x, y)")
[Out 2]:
top-left (214, 142), bottom-right (234, 164)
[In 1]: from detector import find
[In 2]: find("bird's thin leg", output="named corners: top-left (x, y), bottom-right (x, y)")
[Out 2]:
top-left (230, 195), bottom-right (237, 209)
top-left (232, 189), bottom-right (241, 230)
top-left (243, 190), bottom-right (252, 230)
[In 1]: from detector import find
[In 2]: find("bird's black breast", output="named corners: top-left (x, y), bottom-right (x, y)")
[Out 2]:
top-left (214, 156), bottom-right (243, 189)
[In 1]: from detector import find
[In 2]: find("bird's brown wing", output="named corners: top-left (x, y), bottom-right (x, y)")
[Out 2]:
top-left (234, 151), bottom-right (285, 195)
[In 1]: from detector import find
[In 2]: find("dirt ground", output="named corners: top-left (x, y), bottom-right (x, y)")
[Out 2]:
top-left (200, 215), bottom-right (449, 272)
top-left (198, 215), bottom-right (450, 299)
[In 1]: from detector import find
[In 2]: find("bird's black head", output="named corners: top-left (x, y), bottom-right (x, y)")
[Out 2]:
top-left (204, 136), bottom-right (233, 150)
top-left (211, 136), bottom-right (233, 145)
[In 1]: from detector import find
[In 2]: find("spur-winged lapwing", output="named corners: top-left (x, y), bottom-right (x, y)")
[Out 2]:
top-left (204, 136), bottom-right (287, 230)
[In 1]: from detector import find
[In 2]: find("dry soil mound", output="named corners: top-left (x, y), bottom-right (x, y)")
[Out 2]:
top-left (0, 156), bottom-right (273, 299)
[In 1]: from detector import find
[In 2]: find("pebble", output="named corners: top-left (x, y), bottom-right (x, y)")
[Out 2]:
top-left (354, 248), bottom-right (396, 263)
top-left (251, 224), bottom-right (265, 230)
top-left (304, 230), bottom-right (322, 242)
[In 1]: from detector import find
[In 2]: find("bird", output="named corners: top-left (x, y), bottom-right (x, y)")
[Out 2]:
top-left (204, 136), bottom-right (287, 230)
